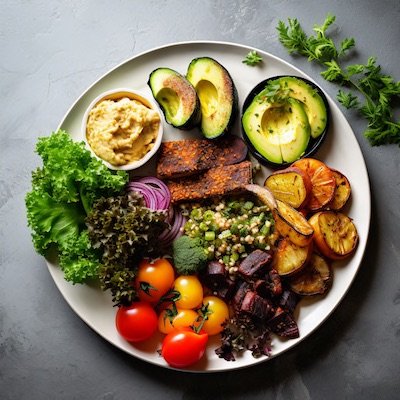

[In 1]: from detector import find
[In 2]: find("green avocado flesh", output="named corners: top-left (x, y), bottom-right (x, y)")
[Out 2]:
top-left (242, 95), bottom-right (311, 164)
top-left (186, 57), bottom-right (238, 139)
top-left (148, 67), bottom-right (201, 129)
top-left (274, 76), bottom-right (327, 139)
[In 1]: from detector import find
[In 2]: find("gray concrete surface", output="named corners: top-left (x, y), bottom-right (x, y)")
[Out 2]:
top-left (1, 1), bottom-right (399, 399)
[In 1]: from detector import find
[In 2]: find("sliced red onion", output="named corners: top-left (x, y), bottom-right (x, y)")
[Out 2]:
top-left (137, 177), bottom-right (170, 209)
top-left (127, 176), bottom-right (184, 246)
top-left (127, 176), bottom-right (171, 211)
top-left (159, 207), bottom-right (186, 246)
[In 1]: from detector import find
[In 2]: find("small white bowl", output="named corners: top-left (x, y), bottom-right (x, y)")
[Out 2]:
top-left (81, 88), bottom-right (163, 171)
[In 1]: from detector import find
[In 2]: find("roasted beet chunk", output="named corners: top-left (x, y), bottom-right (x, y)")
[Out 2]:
top-left (279, 290), bottom-right (299, 314)
top-left (267, 269), bottom-right (283, 297)
top-left (232, 281), bottom-right (252, 311)
top-left (240, 291), bottom-right (275, 321)
top-left (215, 278), bottom-right (237, 301)
top-left (268, 308), bottom-right (299, 338)
top-left (238, 249), bottom-right (272, 279)
top-left (254, 279), bottom-right (269, 298)
top-left (202, 261), bottom-right (227, 289)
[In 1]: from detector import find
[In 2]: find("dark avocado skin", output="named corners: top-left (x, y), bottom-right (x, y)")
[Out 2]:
top-left (187, 57), bottom-right (238, 139)
top-left (148, 67), bottom-right (201, 130)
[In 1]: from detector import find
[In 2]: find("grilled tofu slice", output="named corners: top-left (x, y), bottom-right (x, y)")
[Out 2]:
top-left (156, 136), bottom-right (247, 179)
top-left (166, 160), bottom-right (252, 203)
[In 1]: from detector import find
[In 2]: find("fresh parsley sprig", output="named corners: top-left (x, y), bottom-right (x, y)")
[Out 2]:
top-left (243, 50), bottom-right (263, 66)
top-left (277, 14), bottom-right (400, 146)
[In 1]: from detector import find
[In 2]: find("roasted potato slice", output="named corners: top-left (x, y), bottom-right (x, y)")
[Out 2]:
top-left (264, 167), bottom-right (312, 209)
top-left (309, 211), bottom-right (358, 260)
top-left (274, 238), bottom-right (313, 276)
top-left (292, 158), bottom-right (335, 211)
top-left (289, 253), bottom-right (332, 295)
top-left (273, 199), bottom-right (314, 247)
top-left (327, 169), bottom-right (351, 210)
top-left (245, 183), bottom-right (277, 210)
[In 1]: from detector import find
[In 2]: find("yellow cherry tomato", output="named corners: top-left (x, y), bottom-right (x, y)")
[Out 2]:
top-left (174, 275), bottom-right (203, 309)
top-left (158, 307), bottom-right (199, 334)
top-left (200, 296), bottom-right (229, 336)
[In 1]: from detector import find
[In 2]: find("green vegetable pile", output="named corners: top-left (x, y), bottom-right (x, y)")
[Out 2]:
top-left (25, 130), bottom-right (171, 306)
top-left (86, 193), bottom-right (168, 305)
top-left (277, 14), bottom-right (400, 146)
top-left (25, 131), bottom-right (128, 283)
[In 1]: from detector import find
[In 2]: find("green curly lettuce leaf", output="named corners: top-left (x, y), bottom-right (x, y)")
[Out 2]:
top-left (86, 193), bottom-right (168, 305)
top-left (58, 231), bottom-right (100, 283)
top-left (25, 190), bottom-right (85, 255)
top-left (25, 130), bottom-right (128, 283)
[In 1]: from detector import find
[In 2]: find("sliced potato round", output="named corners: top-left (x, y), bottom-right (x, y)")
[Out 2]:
top-left (274, 238), bottom-right (313, 276)
top-left (309, 211), bottom-right (358, 260)
top-left (264, 166), bottom-right (312, 209)
top-left (292, 158), bottom-right (335, 211)
top-left (289, 253), bottom-right (332, 295)
top-left (328, 169), bottom-right (351, 210)
top-left (273, 199), bottom-right (314, 247)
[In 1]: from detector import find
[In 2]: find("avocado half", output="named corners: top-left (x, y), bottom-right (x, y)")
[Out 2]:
top-left (148, 67), bottom-right (201, 130)
top-left (242, 95), bottom-right (311, 164)
top-left (186, 57), bottom-right (238, 139)
top-left (241, 75), bottom-right (330, 167)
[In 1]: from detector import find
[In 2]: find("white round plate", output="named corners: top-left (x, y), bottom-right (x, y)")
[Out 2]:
top-left (51, 41), bottom-right (371, 372)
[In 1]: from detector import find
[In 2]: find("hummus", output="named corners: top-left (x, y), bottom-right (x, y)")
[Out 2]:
top-left (86, 97), bottom-right (161, 166)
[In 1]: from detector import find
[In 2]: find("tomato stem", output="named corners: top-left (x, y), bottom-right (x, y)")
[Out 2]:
top-left (192, 302), bottom-right (212, 334)
top-left (155, 289), bottom-right (181, 312)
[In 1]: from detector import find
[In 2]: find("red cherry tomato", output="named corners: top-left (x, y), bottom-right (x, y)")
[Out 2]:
top-left (161, 328), bottom-right (208, 368)
top-left (115, 302), bottom-right (157, 342)
top-left (136, 258), bottom-right (175, 303)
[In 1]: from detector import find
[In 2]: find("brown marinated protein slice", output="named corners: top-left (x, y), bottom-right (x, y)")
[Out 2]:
top-left (166, 160), bottom-right (253, 203)
top-left (156, 136), bottom-right (247, 179)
